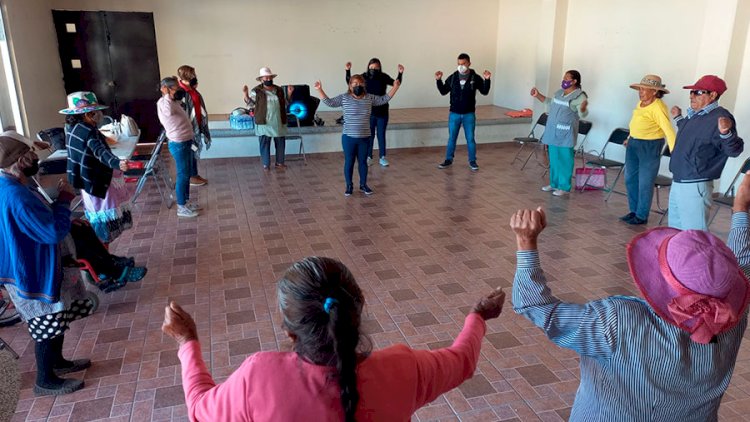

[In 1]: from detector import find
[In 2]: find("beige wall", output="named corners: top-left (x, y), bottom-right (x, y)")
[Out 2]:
top-left (43, 0), bottom-right (499, 116)
top-left (2, 0), bottom-right (64, 135)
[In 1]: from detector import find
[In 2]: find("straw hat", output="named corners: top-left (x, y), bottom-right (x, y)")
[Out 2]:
top-left (256, 67), bottom-right (278, 81)
top-left (629, 74), bottom-right (669, 93)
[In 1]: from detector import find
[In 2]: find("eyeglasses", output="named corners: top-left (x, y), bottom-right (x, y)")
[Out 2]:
top-left (690, 90), bottom-right (711, 96)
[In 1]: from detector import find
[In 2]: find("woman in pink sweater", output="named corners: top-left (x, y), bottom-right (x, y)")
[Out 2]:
top-left (162, 256), bottom-right (505, 421)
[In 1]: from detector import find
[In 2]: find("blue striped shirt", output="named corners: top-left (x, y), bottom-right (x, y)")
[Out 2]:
top-left (322, 93), bottom-right (390, 138)
top-left (513, 212), bottom-right (750, 421)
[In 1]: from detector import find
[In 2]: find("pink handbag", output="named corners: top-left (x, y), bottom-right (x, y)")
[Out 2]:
top-left (575, 167), bottom-right (606, 190)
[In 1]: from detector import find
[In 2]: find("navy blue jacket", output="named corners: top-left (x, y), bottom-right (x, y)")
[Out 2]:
top-left (436, 70), bottom-right (491, 114)
top-left (669, 106), bottom-right (743, 182)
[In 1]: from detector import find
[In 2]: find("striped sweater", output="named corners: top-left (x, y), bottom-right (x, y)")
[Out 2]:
top-left (322, 93), bottom-right (390, 138)
top-left (66, 122), bottom-right (121, 199)
top-left (512, 212), bottom-right (750, 421)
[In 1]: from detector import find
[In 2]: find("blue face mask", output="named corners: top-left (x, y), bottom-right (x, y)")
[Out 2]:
top-left (561, 80), bottom-right (574, 89)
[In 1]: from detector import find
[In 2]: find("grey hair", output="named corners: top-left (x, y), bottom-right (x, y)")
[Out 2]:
top-left (160, 76), bottom-right (179, 88)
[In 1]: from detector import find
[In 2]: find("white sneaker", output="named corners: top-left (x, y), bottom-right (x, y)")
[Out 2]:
top-left (541, 185), bottom-right (554, 192)
top-left (552, 189), bottom-right (569, 197)
top-left (379, 157), bottom-right (389, 167)
top-left (367, 157), bottom-right (373, 167)
top-left (177, 205), bottom-right (199, 218)
top-left (186, 201), bottom-right (202, 211)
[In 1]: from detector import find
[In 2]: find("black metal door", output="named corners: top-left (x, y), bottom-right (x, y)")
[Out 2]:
top-left (52, 11), bottom-right (162, 142)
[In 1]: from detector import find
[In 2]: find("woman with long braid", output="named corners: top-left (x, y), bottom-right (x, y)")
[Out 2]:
top-left (162, 256), bottom-right (505, 421)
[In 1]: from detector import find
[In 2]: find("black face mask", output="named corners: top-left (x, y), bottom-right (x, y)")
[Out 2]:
top-left (368, 68), bottom-right (380, 76)
top-left (23, 160), bottom-right (39, 177)
top-left (173, 89), bottom-right (186, 101)
top-left (353, 86), bottom-right (365, 96)
top-left (263, 80), bottom-right (274, 87)
top-left (189, 77), bottom-right (198, 87)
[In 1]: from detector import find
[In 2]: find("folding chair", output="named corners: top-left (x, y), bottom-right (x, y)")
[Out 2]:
top-left (574, 119), bottom-right (593, 160)
top-left (285, 112), bottom-right (306, 164)
top-left (127, 131), bottom-right (175, 208)
top-left (707, 156), bottom-right (750, 227)
top-left (511, 112), bottom-right (548, 170)
top-left (577, 128), bottom-right (629, 201)
top-left (651, 147), bottom-right (672, 225)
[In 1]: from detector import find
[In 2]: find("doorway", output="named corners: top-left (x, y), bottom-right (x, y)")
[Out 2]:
top-left (51, 10), bottom-right (162, 142)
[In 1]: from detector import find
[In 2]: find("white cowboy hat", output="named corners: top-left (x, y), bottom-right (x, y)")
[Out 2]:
top-left (256, 67), bottom-right (278, 81)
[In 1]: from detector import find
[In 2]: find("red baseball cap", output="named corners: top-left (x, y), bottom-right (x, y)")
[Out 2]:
top-left (683, 75), bottom-right (727, 95)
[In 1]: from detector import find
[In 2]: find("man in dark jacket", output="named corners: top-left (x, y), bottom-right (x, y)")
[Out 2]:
top-left (435, 53), bottom-right (491, 171)
top-left (669, 75), bottom-right (744, 230)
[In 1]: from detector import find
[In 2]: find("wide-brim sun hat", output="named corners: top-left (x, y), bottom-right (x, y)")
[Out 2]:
top-left (630, 74), bottom-right (670, 93)
top-left (627, 227), bottom-right (750, 344)
top-left (58, 91), bottom-right (109, 115)
top-left (256, 67), bottom-right (278, 81)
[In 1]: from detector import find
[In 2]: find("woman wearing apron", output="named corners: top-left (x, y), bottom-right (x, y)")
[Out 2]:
top-left (530, 70), bottom-right (589, 196)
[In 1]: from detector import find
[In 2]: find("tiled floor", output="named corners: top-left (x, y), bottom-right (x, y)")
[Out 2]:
top-left (2, 142), bottom-right (748, 421)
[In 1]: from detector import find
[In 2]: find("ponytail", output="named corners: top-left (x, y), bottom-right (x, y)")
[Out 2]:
top-left (327, 303), bottom-right (359, 422)
top-left (277, 257), bottom-right (371, 422)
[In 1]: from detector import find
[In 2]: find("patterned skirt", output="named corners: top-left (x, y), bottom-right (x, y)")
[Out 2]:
top-left (27, 298), bottom-right (95, 342)
top-left (82, 171), bottom-right (133, 243)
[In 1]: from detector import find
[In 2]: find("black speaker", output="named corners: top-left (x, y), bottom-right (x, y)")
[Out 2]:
top-left (283, 84), bottom-right (318, 127)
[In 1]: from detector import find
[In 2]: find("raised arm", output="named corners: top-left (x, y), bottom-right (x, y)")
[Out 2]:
top-left (345, 61), bottom-right (352, 84)
top-left (164, 302), bottom-right (251, 421)
top-left (410, 289), bottom-right (503, 409)
top-left (314, 81), bottom-right (343, 108)
top-left (478, 71), bottom-right (491, 95)
top-left (435, 71), bottom-right (450, 95)
top-left (510, 207), bottom-right (618, 358)
top-left (717, 115), bottom-right (744, 157)
top-left (730, 171), bottom-right (750, 276)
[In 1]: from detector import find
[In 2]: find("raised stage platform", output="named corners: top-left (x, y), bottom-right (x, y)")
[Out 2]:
top-left (203, 105), bottom-right (531, 159)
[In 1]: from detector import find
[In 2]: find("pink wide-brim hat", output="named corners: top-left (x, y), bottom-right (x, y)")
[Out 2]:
top-left (627, 227), bottom-right (750, 344)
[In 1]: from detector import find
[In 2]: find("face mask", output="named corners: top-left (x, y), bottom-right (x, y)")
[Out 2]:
top-left (263, 80), bottom-right (274, 87)
top-left (457, 65), bottom-right (468, 74)
top-left (353, 86), bottom-right (365, 96)
top-left (189, 77), bottom-right (198, 87)
top-left (173, 89), bottom-right (186, 101)
top-left (22, 160), bottom-right (39, 177)
top-left (561, 80), bottom-right (574, 89)
top-left (368, 68), bottom-right (380, 76)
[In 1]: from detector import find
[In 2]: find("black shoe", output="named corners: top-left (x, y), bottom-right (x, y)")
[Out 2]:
top-left (54, 359), bottom-right (91, 376)
top-left (469, 161), bottom-right (479, 171)
top-left (345, 185), bottom-right (353, 197)
top-left (620, 212), bottom-right (636, 222)
top-left (627, 216), bottom-right (648, 225)
top-left (360, 185), bottom-right (374, 195)
top-left (34, 378), bottom-right (85, 396)
top-left (438, 160), bottom-right (453, 169)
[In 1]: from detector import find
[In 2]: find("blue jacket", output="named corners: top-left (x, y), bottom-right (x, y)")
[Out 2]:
top-left (0, 175), bottom-right (72, 303)
top-left (669, 106), bottom-right (744, 182)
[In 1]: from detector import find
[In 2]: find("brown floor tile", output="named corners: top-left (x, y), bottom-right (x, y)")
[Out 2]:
top-left (407, 312), bottom-right (439, 328)
top-left (154, 384), bottom-right (185, 409)
top-left (486, 332), bottom-right (523, 350)
top-left (69, 397), bottom-right (114, 422)
top-left (517, 364), bottom-right (561, 386)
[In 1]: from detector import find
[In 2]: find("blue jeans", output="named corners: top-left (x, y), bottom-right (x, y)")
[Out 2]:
top-left (259, 136), bottom-right (286, 167)
top-left (367, 114), bottom-right (389, 159)
top-left (342, 135), bottom-right (369, 187)
top-left (624, 138), bottom-right (664, 220)
top-left (668, 181), bottom-right (713, 230)
top-left (445, 112), bottom-right (477, 162)
top-left (168, 140), bottom-right (193, 206)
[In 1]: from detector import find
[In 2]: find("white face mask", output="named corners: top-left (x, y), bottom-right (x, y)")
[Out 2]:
top-left (457, 65), bottom-right (468, 74)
